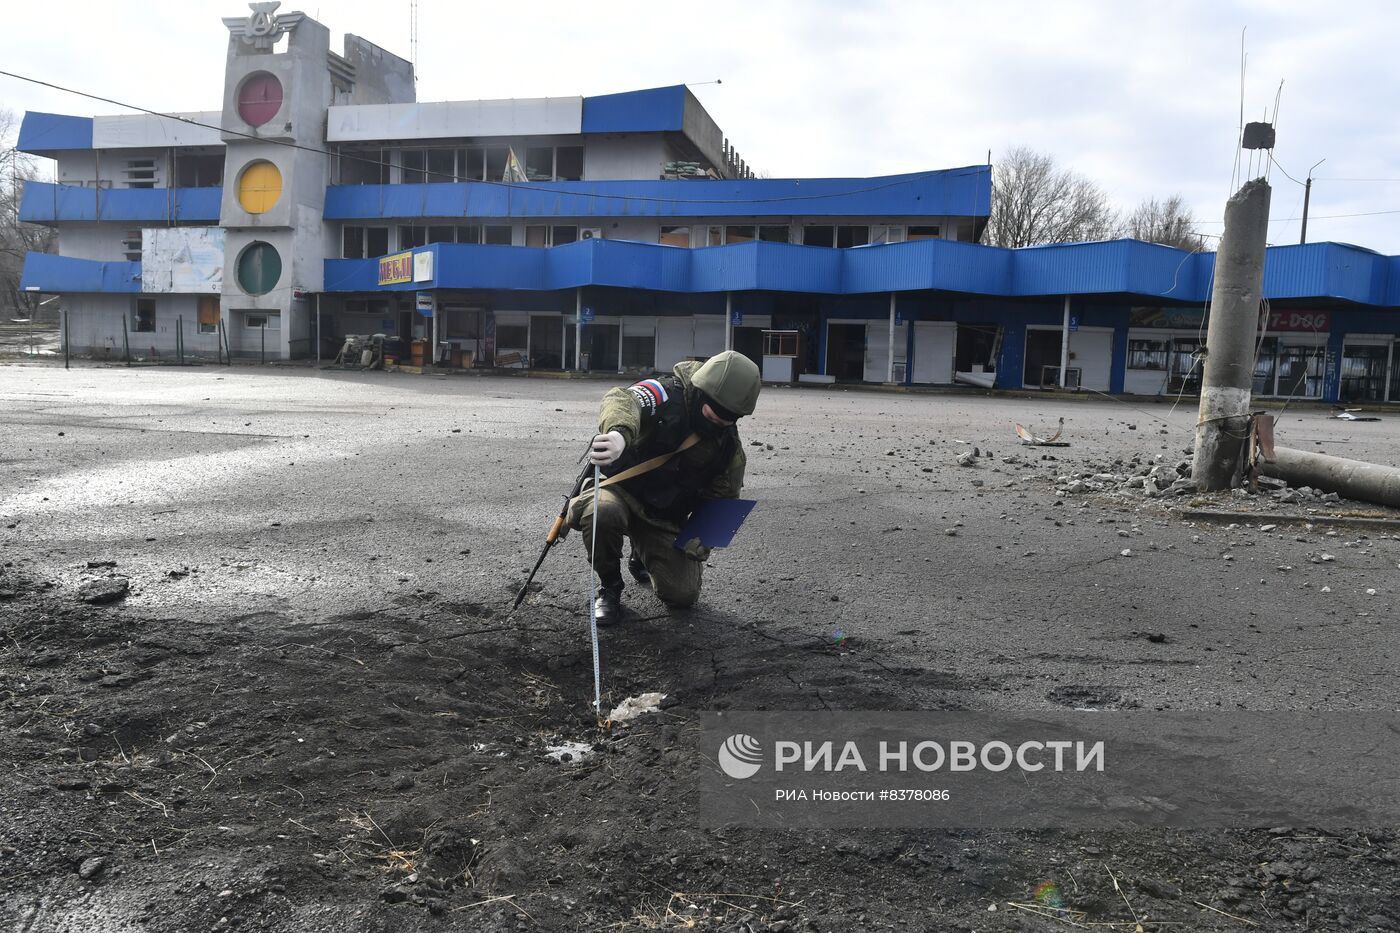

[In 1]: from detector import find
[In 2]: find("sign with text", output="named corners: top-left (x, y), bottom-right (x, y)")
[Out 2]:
top-left (415, 292), bottom-right (435, 317)
top-left (697, 711), bottom-right (1400, 829)
top-left (1129, 307), bottom-right (1331, 333)
top-left (378, 251), bottom-right (413, 286)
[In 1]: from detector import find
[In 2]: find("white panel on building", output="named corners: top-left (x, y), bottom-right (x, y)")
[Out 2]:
top-left (655, 317), bottom-right (692, 370)
top-left (141, 228), bottom-right (225, 293)
top-left (863, 322), bottom-right (908, 383)
top-left (912, 322), bottom-right (955, 384)
top-left (694, 316), bottom-right (725, 358)
top-left (92, 113), bottom-right (224, 149)
top-left (1069, 328), bottom-right (1113, 392)
top-left (327, 98), bottom-right (583, 142)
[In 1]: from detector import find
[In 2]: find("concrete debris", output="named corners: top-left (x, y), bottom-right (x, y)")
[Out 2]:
top-left (78, 577), bottom-right (130, 605)
top-left (956, 451), bottom-right (977, 467)
top-left (608, 692), bottom-right (666, 725)
top-left (77, 856), bottom-right (106, 880)
top-left (544, 741), bottom-right (594, 764)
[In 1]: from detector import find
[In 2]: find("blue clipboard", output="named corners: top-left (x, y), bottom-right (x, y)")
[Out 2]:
top-left (673, 498), bottom-right (757, 549)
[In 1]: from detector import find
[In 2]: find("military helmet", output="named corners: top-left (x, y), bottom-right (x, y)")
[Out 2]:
top-left (693, 350), bottom-right (761, 418)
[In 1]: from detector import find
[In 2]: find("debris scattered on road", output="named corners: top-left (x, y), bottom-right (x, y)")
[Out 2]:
top-left (77, 856), bottom-right (106, 880)
top-left (544, 741), bottom-right (594, 764)
top-left (1015, 417), bottom-right (1068, 446)
top-left (608, 692), bottom-right (666, 725)
top-left (78, 577), bottom-right (130, 605)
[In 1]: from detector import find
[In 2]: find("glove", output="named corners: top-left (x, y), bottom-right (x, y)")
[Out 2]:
top-left (589, 430), bottom-right (626, 465)
top-left (682, 537), bottom-right (712, 563)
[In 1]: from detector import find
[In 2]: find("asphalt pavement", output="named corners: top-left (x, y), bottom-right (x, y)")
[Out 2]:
top-left (3, 360), bottom-right (1396, 713)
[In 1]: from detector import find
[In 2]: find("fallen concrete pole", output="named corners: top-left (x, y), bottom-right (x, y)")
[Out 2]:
top-left (1193, 178), bottom-right (1271, 491)
top-left (1261, 446), bottom-right (1400, 508)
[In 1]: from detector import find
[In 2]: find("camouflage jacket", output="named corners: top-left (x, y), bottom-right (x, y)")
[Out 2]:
top-left (596, 361), bottom-right (746, 527)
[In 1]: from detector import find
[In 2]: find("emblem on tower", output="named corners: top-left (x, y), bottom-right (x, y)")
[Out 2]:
top-left (222, 2), bottom-right (304, 52)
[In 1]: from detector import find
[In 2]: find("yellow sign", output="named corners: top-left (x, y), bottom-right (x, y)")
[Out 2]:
top-left (378, 251), bottom-right (413, 285)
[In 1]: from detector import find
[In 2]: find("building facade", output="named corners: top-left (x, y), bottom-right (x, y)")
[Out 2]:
top-left (18, 4), bottom-right (1400, 403)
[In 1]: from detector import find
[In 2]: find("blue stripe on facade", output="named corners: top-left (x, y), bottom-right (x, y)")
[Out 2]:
top-left (29, 236), bottom-right (1400, 313)
top-left (16, 112), bottom-right (94, 153)
top-left (21, 183), bottom-right (223, 223)
top-left (21, 253), bottom-right (141, 293)
top-left (581, 86), bottom-right (687, 133)
top-left (322, 169), bottom-right (992, 221)
top-left (319, 237), bottom-right (1400, 306)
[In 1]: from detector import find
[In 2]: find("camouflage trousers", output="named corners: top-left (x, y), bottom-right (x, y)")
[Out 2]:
top-left (566, 486), bottom-right (702, 608)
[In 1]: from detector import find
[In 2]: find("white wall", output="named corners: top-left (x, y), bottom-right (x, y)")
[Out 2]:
top-left (1067, 328), bottom-right (1113, 392)
top-left (57, 224), bottom-right (132, 262)
top-left (328, 98), bottom-right (582, 142)
top-left (863, 321), bottom-right (907, 382)
top-left (912, 322), bottom-right (955, 384)
top-left (61, 294), bottom-right (223, 359)
top-left (92, 113), bottom-right (223, 149)
top-left (584, 136), bottom-right (667, 181)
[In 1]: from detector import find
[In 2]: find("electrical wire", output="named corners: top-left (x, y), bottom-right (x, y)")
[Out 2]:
top-left (0, 67), bottom-right (983, 208)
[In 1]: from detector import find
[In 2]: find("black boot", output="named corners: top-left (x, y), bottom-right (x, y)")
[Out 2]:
top-left (627, 552), bottom-right (651, 586)
top-left (593, 582), bottom-right (625, 627)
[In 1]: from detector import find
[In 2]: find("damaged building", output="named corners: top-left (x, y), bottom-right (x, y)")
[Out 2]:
top-left (15, 5), bottom-right (1400, 403)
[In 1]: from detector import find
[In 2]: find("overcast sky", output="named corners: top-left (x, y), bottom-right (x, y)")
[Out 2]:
top-left (4, 1), bottom-right (1399, 251)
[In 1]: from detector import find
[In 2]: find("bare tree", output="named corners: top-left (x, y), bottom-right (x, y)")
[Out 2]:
top-left (0, 108), bottom-right (57, 319)
top-left (985, 146), bottom-right (1119, 248)
top-left (1122, 193), bottom-right (1204, 251)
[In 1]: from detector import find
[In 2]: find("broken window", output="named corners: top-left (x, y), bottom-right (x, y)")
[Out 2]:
top-left (555, 146), bottom-right (584, 181)
top-left (342, 226), bottom-right (364, 259)
top-left (525, 147), bottom-right (554, 181)
top-left (1340, 343), bottom-right (1390, 402)
top-left (725, 226), bottom-right (756, 244)
top-left (836, 226), bottom-right (869, 248)
top-left (802, 225), bottom-right (835, 247)
top-left (340, 148), bottom-right (389, 185)
top-left (485, 148), bottom-right (508, 182)
top-left (175, 154), bottom-right (224, 187)
top-left (1127, 338), bottom-right (1168, 370)
top-left (366, 227), bottom-right (389, 257)
top-left (708, 226), bottom-right (724, 247)
top-left (398, 225), bottom-right (426, 250)
top-left (759, 225), bottom-right (789, 243)
top-left (426, 149), bottom-right (455, 183)
top-left (906, 225), bottom-right (940, 241)
top-left (462, 148), bottom-right (485, 181)
top-left (133, 298), bottom-right (156, 333)
top-left (622, 335), bottom-right (655, 371)
top-left (197, 296), bottom-right (220, 334)
top-left (427, 225), bottom-right (455, 244)
top-left (400, 150), bottom-right (426, 184)
top-left (659, 226), bottom-right (691, 247)
top-left (552, 225), bottom-right (578, 246)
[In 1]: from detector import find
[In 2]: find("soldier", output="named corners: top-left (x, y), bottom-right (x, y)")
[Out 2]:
top-left (568, 350), bottom-right (761, 626)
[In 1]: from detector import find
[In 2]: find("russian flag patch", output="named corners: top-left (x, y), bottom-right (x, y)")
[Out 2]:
top-left (628, 378), bottom-right (668, 412)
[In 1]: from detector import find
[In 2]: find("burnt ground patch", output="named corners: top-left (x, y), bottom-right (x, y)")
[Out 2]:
top-left (2, 579), bottom-right (1397, 933)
